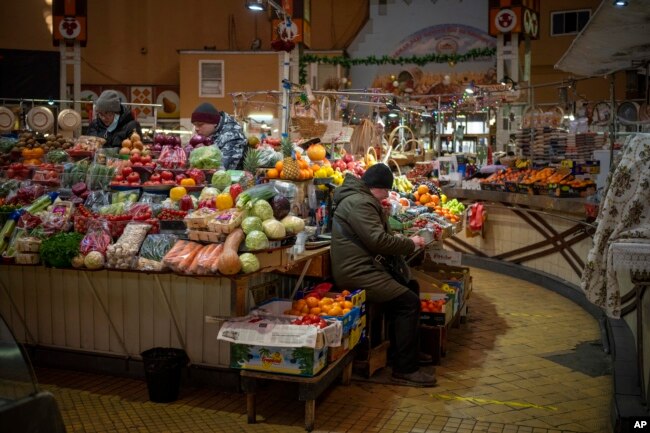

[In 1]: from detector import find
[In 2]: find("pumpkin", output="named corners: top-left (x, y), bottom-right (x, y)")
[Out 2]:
top-left (217, 228), bottom-right (244, 275)
top-left (215, 192), bottom-right (234, 210)
top-left (306, 143), bottom-right (326, 161)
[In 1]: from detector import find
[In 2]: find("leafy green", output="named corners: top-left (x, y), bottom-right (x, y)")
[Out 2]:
top-left (39, 232), bottom-right (84, 268)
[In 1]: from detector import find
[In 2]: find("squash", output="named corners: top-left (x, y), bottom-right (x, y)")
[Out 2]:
top-left (217, 228), bottom-right (244, 275)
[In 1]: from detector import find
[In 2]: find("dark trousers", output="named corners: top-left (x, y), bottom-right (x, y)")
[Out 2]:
top-left (385, 280), bottom-right (421, 374)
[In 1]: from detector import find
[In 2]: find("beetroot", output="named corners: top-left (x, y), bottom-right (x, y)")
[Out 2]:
top-left (72, 182), bottom-right (88, 196)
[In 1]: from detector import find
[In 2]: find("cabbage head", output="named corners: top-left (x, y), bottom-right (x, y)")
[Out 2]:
top-left (252, 200), bottom-right (274, 221)
top-left (280, 215), bottom-right (305, 234)
top-left (262, 219), bottom-right (286, 240)
top-left (199, 187), bottom-right (220, 201)
top-left (189, 146), bottom-right (222, 169)
top-left (241, 216), bottom-right (263, 234)
top-left (245, 230), bottom-right (269, 251)
top-left (211, 170), bottom-right (231, 190)
top-left (239, 253), bottom-right (260, 273)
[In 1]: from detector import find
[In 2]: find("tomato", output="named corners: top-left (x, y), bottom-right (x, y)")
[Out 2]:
top-left (122, 166), bottom-right (133, 176)
top-left (160, 170), bottom-right (174, 181)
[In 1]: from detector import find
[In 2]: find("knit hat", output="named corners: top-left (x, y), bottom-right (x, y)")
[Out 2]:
top-left (95, 90), bottom-right (122, 113)
top-left (362, 163), bottom-right (393, 189)
top-left (191, 103), bottom-right (221, 124)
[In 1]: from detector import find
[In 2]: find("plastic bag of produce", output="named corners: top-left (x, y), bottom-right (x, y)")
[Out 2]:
top-left (189, 146), bottom-right (222, 169)
top-left (85, 190), bottom-right (111, 213)
top-left (80, 219), bottom-right (112, 256)
top-left (105, 222), bottom-right (151, 269)
top-left (139, 233), bottom-right (179, 262)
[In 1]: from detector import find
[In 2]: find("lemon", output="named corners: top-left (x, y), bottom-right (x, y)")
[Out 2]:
top-left (440, 194), bottom-right (447, 204)
top-left (324, 166), bottom-right (334, 176)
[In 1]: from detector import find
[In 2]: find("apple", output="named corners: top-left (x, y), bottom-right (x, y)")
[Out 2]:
top-left (162, 180), bottom-right (175, 185)
top-left (144, 162), bottom-right (156, 168)
top-left (122, 166), bottom-right (133, 176)
top-left (141, 155), bottom-right (152, 164)
top-left (342, 154), bottom-right (354, 163)
top-left (113, 174), bottom-right (124, 182)
top-left (127, 172), bottom-right (140, 183)
top-left (150, 173), bottom-right (161, 182)
top-left (130, 154), bottom-right (141, 164)
top-left (160, 170), bottom-right (174, 181)
top-left (132, 162), bottom-right (143, 167)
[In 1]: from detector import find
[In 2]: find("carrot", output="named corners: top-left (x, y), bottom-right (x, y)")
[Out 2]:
top-left (208, 244), bottom-right (225, 274)
top-left (196, 243), bottom-right (219, 275)
top-left (162, 240), bottom-right (191, 264)
top-left (192, 243), bottom-right (218, 275)
top-left (175, 242), bottom-right (203, 272)
top-left (187, 244), bottom-right (210, 274)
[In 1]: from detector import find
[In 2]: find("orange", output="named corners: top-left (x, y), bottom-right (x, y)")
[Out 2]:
top-left (328, 305), bottom-right (343, 316)
top-left (275, 160), bottom-right (283, 171)
top-left (267, 168), bottom-right (279, 179)
top-left (417, 185), bottom-right (429, 195)
top-left (305, 296), bottom-right (320, 308)
top-left (430, 195), bottom-right (440, 205)
top-left (419, 193), bottom-right (431, 204)
top-left (309, 307), bottom-right (321, 315)
top-left (298, 159), bottom-right (309, 169)
top-left (310, 163), bottom-right (320, 172)
top-left (300, 305), bottom-right (310, 314)
top-left (342, 308), bottom-right (351, 315)
top-left (341, 290), bottom-right (351, 297)
top-left (343, 300), bottom-right (354, 310)
top-left (292, 299), bottom-right (306, 310)
top-left (319, 297), bottom-right (334, 306)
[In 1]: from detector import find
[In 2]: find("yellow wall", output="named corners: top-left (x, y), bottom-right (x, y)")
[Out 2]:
top-left (179, 51), bottom-right (280, 118)
top-left (0, 0), bottom-right (367, 86)
top-left (526, 0), bottom-right (624, 103)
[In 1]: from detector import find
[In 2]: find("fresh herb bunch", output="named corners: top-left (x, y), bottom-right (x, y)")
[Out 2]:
top-left (39, 232), bottom-right (84, 268)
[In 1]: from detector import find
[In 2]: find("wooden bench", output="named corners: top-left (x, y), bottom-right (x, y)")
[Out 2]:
top-left (240, 348), bottom-right (355, 432)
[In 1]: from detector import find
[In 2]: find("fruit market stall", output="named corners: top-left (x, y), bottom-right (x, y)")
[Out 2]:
top-left (0, 111), bottom-right (474, 388)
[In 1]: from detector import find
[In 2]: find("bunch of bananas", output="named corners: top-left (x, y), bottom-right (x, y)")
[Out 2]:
top-left (392, 175), bottom-right (413, 194)
top-left (515, 159), bottom-right (531, 169)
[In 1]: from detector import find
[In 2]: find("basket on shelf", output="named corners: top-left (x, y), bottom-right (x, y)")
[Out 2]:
top-left (207, 209), bottom-right (243, 234)
top-left (291, 116), bottom-right (327, 139)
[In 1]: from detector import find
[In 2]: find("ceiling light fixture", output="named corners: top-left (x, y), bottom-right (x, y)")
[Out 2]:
top-left (464, 81), bottom-right (475, 95)
top-left (613, 0), bottom-right (628, 6)
top-left (246, 0), bottom-right (265, 11)
top-left (246, 0), bottom-right (287, 14)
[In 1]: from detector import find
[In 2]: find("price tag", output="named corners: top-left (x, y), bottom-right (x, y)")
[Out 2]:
top-left (560, 160), bottom-right (574, 169)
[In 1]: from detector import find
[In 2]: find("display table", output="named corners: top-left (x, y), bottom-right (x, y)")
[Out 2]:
top-left (240, 348), bottom-right (355, 432)
top-left (610, 240), bottom-right (650, 404)
top-left (0, 248), bottom-right (332, 372)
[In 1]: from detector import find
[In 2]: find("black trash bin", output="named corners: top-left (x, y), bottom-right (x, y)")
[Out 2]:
top-left (141, 347), bottom-right (188, 403)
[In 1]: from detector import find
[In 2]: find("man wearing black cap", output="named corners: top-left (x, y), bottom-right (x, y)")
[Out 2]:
top-left (87, 90), bottom-right (142, 148)
top-left (191, 102), bottom-right (247, 170)
top-left (330, 164), bottom-right (436, 386)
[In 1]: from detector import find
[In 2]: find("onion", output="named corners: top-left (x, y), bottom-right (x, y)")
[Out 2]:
top-left (172, 135), bottom-right (182, 147)
top-left (202, 136), bottom-right (212, 145)
top-left (190, 134), bottom-right (206, 146)
top-left (153, 133), bottom-right (166, 145)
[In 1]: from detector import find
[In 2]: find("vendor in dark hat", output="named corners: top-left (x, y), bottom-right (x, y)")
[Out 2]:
top-left (329, 164), bottom-right (433, 387)
top-left (87, 90), bottom-right (142, 148)
top-left (191, 102), bottom-right (247, 170)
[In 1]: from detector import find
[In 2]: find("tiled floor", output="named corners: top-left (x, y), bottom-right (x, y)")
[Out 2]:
top-left (34, 267), bottom-right (613, 433)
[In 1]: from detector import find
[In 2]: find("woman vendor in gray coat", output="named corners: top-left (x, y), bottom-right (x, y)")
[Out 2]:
top-left (330, 163), bottom-right (436, 386)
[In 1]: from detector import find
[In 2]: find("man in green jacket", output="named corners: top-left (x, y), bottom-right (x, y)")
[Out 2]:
top-left (330, 164), bottom-right (436, 386)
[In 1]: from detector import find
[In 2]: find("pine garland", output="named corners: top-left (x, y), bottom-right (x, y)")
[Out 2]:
top-left (298, 47), bottom-right (497, 84)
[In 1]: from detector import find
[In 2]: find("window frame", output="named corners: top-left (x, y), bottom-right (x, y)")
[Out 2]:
top-left (550, 9), bottom-right (591, 37)
top-left (198, 60), bottom-right (224, 98)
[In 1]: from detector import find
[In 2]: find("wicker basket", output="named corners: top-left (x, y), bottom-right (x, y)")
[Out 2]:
top-left (207, 209), bottom-right (243, 234)
top-left (184, 208), bottom-right (219, 230)
top-left (291, 116), bottom-right (327, 139)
